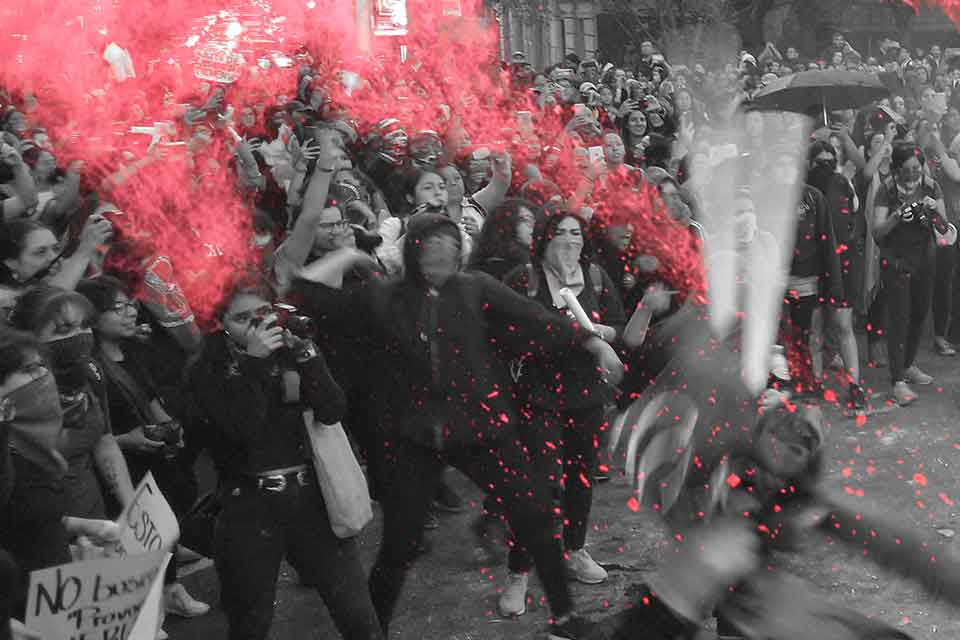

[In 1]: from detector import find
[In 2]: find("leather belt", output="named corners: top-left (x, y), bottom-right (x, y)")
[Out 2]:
top-left (249, 464), bottom-right (311, 493)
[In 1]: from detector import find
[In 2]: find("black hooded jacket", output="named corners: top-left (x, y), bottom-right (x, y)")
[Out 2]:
top-left (184, 332), bottom-right (345, 478)
top-left (361, 214), bottom-right (594, 449)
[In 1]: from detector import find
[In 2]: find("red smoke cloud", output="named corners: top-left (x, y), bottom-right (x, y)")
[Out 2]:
top-left (0, 0), bottom-right (702, 324)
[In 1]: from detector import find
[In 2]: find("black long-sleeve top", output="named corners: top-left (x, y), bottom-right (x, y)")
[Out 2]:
top-left (361, 271), bottom-right (592, 450)
top-left (503, 262), bottom-right (626, 411)
top-left (185, 333), bottom-right (345, 478)
top-left (790, 185), bottom-right (844, 302)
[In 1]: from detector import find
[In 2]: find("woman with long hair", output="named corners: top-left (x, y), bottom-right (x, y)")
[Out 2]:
top-left (76, 276), bottom-right (210, 620)
top-left (468, 199), bottom-right (538, 281)
top-left (497, 208), bottom-right (626, 617)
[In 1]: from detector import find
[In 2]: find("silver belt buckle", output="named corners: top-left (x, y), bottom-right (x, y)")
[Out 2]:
top-left (258, 474), bottom-right (287, 492)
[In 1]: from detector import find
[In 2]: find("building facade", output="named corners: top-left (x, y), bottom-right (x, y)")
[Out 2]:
top-left (496, 1), bottom-right (601, 67)
top-left (494, 0), bottom-right (960, 68)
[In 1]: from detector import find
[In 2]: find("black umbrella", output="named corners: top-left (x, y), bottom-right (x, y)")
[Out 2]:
top-left (752, 70), bottom-right (890, 125)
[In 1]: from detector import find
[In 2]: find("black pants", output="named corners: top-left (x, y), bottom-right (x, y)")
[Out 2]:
top-left (213, 475), bottom-right (383, 640)
top-left (509, 405), bottom-right (605, 573)
top-left (881, 257), bottom-right (934, 384)
top-left (933, 243), bottom-right (957, 337)
top-left (942, 242), bottom-right (960, 344)
top-left (782, 294), bottom-right (818, 389)
top-left (368, 431), bottom-right (573, 631)
top-left (866, 287), bottom-right (887, 351)
top-left (0, 548), bottom-right (17, 640)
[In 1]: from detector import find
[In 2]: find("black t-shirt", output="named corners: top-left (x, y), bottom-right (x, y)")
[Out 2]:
top-left (874, 176), bottom-right (943, 269)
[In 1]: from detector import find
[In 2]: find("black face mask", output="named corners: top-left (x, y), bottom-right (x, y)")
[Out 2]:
top-left (45, 331), bottom-right (95, 391)
top-left (808, 159), bottom-right (837, 190)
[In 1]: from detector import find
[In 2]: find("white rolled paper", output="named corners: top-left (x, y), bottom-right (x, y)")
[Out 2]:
top-left (558, 287), bottom-right (597, 334)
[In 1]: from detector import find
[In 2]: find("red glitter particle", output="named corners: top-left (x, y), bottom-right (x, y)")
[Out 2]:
top-left (726, 473), bottom-right (742, 488)
top-left (823, 389), bottom-right (837, 403)
top-left (626, 496), bottom-right (640, 513)
top-left (856, 414), bottom-right (868, 427)
top-left (841, 467), bottom-right (853, 478)
top-left (913, 473), bottom-right (928, 487)
top-left (939, 492), bottom-right (955, 506)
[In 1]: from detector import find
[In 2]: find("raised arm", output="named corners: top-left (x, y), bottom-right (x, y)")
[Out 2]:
top-left (1, 142), bottom-right (38, 219)
top-left (470, 152), bottom-right (512, 215)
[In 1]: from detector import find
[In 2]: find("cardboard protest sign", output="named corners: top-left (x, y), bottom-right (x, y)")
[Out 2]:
top-left (115, 472), bottom-right (180, 639)
top-left (25, 551), bottom-right (169, 640)
top-left (116, 471), bottom-right (179, 555)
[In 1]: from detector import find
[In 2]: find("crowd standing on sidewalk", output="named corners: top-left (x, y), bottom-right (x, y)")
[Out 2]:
top-left (2, 19), bottom-right (960, 640)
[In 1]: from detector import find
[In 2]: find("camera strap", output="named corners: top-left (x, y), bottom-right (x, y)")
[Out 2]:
top-left (282, 370), bottom-right (301, 404)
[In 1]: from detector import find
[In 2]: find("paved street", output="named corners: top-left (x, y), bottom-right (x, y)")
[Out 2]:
top-left (168, 335), bottom-right (960, 640)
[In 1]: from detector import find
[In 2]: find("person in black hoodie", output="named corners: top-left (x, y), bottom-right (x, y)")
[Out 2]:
top-left (184, 273), bottom-right (383, 640)
top-left (363, 214), bottom-right (623, 640)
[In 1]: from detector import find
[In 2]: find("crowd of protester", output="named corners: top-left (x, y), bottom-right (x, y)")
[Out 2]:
top-left (0, 23), bottom-right (958, 640)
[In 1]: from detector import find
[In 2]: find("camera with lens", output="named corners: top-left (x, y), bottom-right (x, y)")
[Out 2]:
top-left (143, 419), bottom-right (183, 460)
top-left (251, 304), bottom-right (319, 361)
top-left (143, 419), bottom-right (182, 445)
top-left (251, 303), bottom-right (316, 338)
top-left (900, 200), bottom-right (925, 223)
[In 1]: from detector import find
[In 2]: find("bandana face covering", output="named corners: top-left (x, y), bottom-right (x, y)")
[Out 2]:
top-left (45, 331), bottom-right (95, 391)
top-left (5, 371), bottom-right (67, 476)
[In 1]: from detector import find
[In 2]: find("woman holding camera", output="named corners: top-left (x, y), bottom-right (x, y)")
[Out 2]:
top-left (185, 273), bottom-right (383, 640)
top-left (873, 144), bottom-right (955, 405)
top-left (76, 276), bottom-right (209, 620)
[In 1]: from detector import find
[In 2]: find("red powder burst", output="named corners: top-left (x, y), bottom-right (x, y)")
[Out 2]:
top-left (2, 0), bottom-right (704, 322)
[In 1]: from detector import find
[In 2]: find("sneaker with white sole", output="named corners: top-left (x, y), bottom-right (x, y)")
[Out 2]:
top-left (934, 337), bottom-right (957, 357)
top-left (164, 582), bottom-right (210, 618)
top-left (904, 365), bottom-right (933, 386)
top-left (497, 572), bottom-right (528, 617)
top-left (893, 381), bottom-right (917, 406)
top-left (565, 548), bottom-right (607, 584)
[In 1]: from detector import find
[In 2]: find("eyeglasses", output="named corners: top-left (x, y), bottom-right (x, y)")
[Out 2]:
top-left (107, 300), bottom-right (139, 314)
top-left (317, 220), bottom-right (350, 231)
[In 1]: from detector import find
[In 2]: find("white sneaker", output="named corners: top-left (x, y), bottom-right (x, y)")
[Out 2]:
top-left (904, 365), bottom-right (933, 386)
top-left (565, 548), bottom-right (607, 584)
top-left (497, 572), bottom-right (528, 617)
top-left (893, 381), bottom-right (917, 407)
top-left (164, 582), bottom-right (210, 618)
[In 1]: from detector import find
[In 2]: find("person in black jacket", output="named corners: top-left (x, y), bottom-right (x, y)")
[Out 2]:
top-left (363, 214), bottom-right (623, 640)
top-left (185, 273), bottom-right (383, 640)
top-left (497, 209), bottom-right (626, 617)
top-left (771, 151), bottom-right (844, 397)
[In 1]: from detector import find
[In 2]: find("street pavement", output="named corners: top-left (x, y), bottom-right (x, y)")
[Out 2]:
top-left (167, 336), bottom-right (960, 639)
